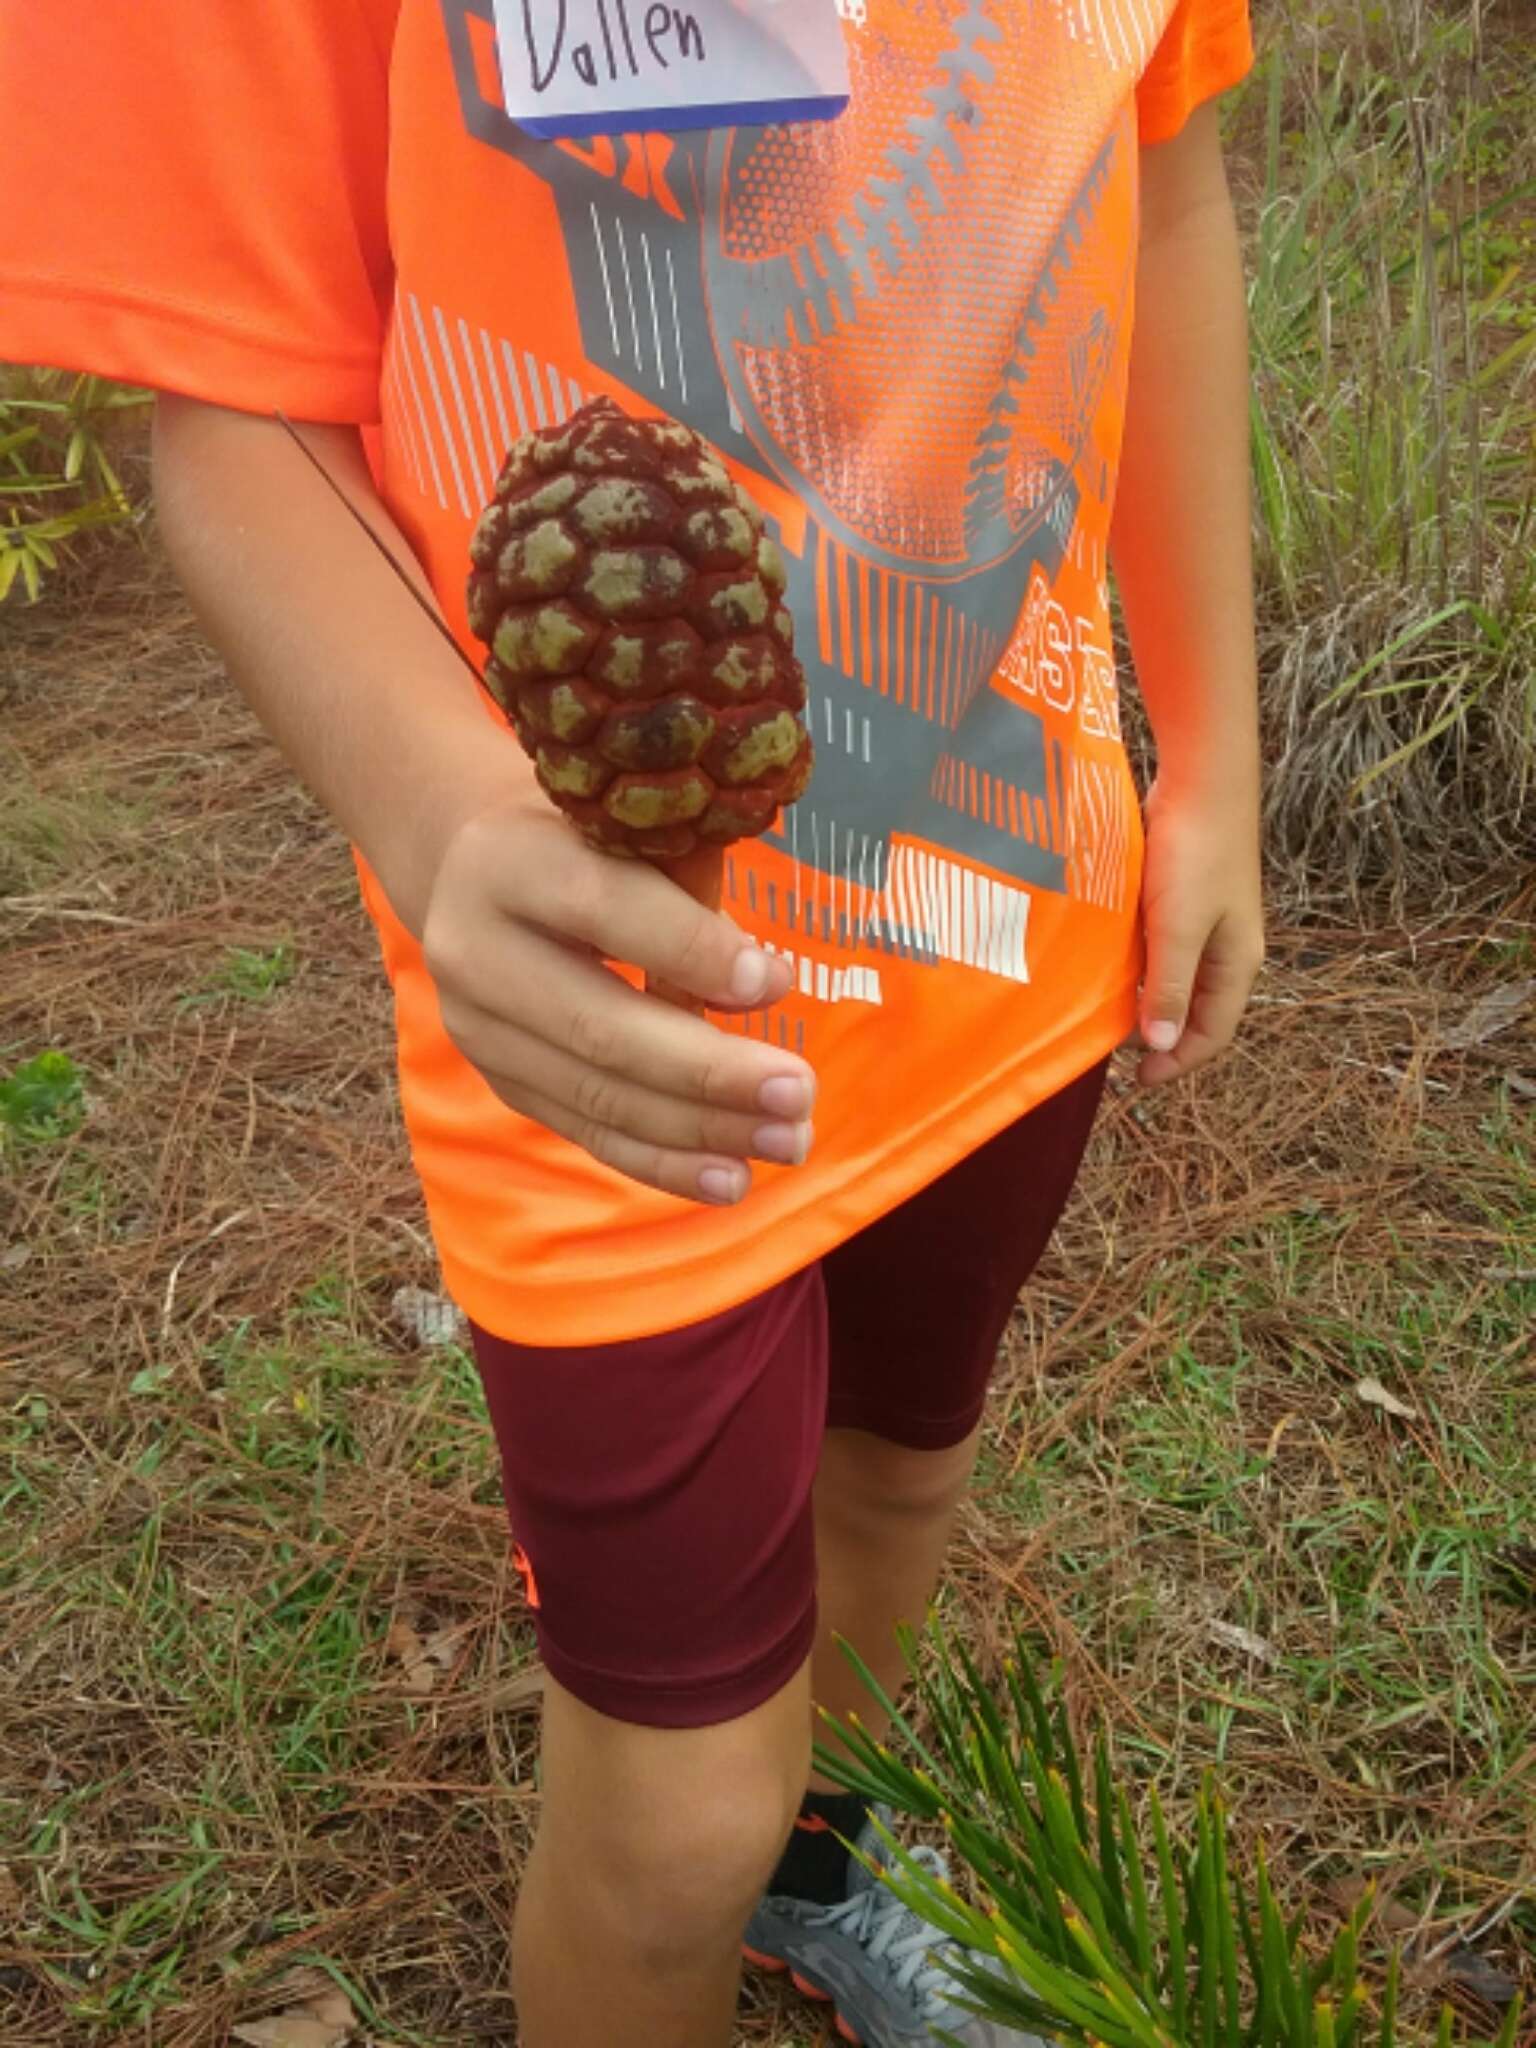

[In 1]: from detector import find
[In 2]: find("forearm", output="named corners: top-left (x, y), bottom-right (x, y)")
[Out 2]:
top-left (1110, 109), bottom-right (1259, 809)
top-left (151, 398), bottom-right (530, 935)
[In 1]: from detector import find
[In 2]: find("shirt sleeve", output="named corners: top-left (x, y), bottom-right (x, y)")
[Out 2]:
top-left (1136, 0), bottom-right (1255, 146)
top-left (0, 1), bottom-right (396, 423)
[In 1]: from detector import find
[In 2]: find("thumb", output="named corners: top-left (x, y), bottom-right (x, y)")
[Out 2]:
top-left (1141, 918), bottom-right (1201, 1054)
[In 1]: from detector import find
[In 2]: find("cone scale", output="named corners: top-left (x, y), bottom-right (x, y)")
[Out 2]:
top-left (466, 398), bottom-right (814, 1007)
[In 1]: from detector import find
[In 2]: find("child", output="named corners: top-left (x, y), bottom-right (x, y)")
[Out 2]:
top-left (0, 2), bottom-right (1264, 2040)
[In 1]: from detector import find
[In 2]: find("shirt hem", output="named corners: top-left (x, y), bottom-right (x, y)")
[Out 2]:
top-left (438, 978), bottom-right (1139, 1347)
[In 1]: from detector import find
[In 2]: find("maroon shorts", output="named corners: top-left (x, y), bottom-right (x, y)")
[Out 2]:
top-left (469, 1058), bottom-right (1108, 1728)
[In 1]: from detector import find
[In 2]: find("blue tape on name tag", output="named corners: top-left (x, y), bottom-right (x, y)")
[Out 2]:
top-left (493, 0), bottom-right (852, 138)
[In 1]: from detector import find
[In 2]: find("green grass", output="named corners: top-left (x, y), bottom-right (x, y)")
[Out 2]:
top-left (0, 1049), bottom-right (85, 1148)
top-left (818, 1620), bottom-right (1526, 2048)
top-left (1231, 1), bottom-right (1536, 895)
top-left (178, 942), bottom-right (300, 1012)
top-left (970, 1180), bottom-right (1534, 1964)
top-left (0, 1282), bottom-right (514, 2042)
top-left (0, 748), bottom-right (158, 897)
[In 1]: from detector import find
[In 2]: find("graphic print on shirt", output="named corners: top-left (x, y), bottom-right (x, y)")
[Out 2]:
top-left (431, 0), bottom-right (1149, 990)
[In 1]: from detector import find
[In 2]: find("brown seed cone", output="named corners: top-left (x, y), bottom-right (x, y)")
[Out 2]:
top-left (466, 397), bottom-right (814, 867)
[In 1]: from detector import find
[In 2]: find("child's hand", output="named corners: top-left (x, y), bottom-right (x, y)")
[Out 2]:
top-left (420, 795), bottom-right (816, 1204)
top-left (1136, 779), bottom-right (1264, 1087)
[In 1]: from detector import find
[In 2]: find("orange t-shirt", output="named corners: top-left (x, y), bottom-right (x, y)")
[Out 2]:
top-left (0, 0), bottom-right (1253, 1344)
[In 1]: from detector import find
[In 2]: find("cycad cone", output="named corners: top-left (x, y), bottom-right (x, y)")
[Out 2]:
top-left (467, 399), bottom-right (814, 887)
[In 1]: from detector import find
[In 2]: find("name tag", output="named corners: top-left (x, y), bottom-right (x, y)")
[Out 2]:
top-left (493, 0), bottom-right (851, 138)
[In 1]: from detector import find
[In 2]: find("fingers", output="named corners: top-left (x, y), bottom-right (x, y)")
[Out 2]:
top-left (448, 1003), bottom-right (814, 1175)
top-left (501, 1081), bottom-right (760, 1205)
top-left (1137, 979), bottom-right (1242, 1085)
top-left (513, 833), bottom-right (792, 1012)
top-left (1138, 916), bottom-right (1263, 1087)
top-left (421, 804), bottom-right (819, 1197)
top-left (486, 930), bottom-right (814, 1113)
top-left (432, 919), bottom-right (817, 1200)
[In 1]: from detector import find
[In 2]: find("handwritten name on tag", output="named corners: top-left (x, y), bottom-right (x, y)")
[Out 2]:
top-left (494, 0), bottom-right (851, 138)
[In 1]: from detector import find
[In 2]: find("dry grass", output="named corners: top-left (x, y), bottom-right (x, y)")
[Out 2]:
top-left (2, 547), bottom-right (1532, 2048)
top-left (1224, 1), bottom-right (1536, 908)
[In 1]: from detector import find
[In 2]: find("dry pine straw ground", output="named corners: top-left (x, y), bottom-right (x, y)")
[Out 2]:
top-left (0, 546), bottom-right (1532, 2048)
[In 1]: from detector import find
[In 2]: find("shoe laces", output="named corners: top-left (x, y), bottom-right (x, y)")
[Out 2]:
top-left (810, 1841), bottom-right (964, 2019)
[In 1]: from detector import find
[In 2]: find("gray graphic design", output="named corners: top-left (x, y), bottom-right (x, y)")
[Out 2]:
top-left (440, 0), bottom-right (1129, 961)
top-left (711, 4), bottom-right (1002, 355)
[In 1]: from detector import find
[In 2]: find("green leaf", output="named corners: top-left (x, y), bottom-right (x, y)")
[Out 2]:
top-left (128, 1364), bottom-right (175, 1398)
top-left (0, 1050), bottom-right (86, 1145)
top-left (1118, 1785), bottom-right (1156, 1981)
top-left (91, 439), bottom-right (130, 508)
top-left (1062, 1913), bottom-right (1175, 2048)
top-left (1376, 1945), bottom-right (1399, 2048)
top-left (948, 1932), bottom-right (1118, 2039)
top-left (0, 423), bottom-right (42, 463)
top-left (1349, 698), bottom-right (1470, 796)
top-left (1208, 1792), bottom-right (1241, 2048)
top-left (1315, 601), bottom-right (1482, 712)
top-left (1096, 1735), bottom-right (1135, 1952)
top-left (1494, 1997), bottom-right (1525, 2048)
top-left (832, 1632), bottom-right (953, 1789)
top-left (1149, 1790), bottom-right (1190, 2039)
top-left (1035, 1766), bottom-right (1117, 1950)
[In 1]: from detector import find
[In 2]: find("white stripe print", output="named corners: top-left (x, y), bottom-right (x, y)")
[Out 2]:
top-left (1056, 0), bottom-right (1163, 69)
top-left (394, 305), bottom-right (448, 509)
top-left (407, 293), bottom-right (471, 516)
top-left (1067, 756), bottom-right (1133, 909)
top-left (590, 203), bottom-right (623, 356)
top-left (762, 943), bottom-right (884, 1007)
top-left (458, 317), bottom-right (501, 484)
top-left (385, 351), bottom-right (426, 498)
top-left (884, 847), bottom-right (1031, 983)
top-left (434, 303), bottom-right (487, 506)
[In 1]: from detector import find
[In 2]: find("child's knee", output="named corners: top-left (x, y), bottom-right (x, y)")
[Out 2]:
top-left (537, 1677), bottom-right (809, 1964)
top-left (612, 1781), bottom-right (798, 1960)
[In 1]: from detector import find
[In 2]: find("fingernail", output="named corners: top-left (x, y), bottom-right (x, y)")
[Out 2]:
top-left (730, 949), bottom-right (776, 1004)
top-left (754, 1121), bottom-right (813, 1165)
top-left (1145, 1020), bottom-right (1180, 1052)
top-left (698, 1164), bottom-right (748, 1204)
top-left (757, 1074), bottom-right (814, 1120)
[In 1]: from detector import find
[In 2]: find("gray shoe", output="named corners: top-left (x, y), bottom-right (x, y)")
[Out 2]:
top-left (744, 1811), bottom-right (1053, 2047)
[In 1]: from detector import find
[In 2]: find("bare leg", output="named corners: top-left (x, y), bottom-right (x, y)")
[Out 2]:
top-left (514, 1663), bottom-right (811, 2047)
top-left (807, 1423), bottom-right (983, 1788)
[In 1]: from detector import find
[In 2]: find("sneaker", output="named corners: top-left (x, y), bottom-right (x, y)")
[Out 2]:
top-left (743, 1809), bottom-right (1053, 2047)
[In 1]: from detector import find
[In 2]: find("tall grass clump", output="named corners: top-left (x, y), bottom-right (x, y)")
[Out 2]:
top-left (0, 366), bottom-right (148, 602)
top-left (820, 1625), bottom-right (1525, 2048)
top-left (1240, 1), bottom-right (1535, 903)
